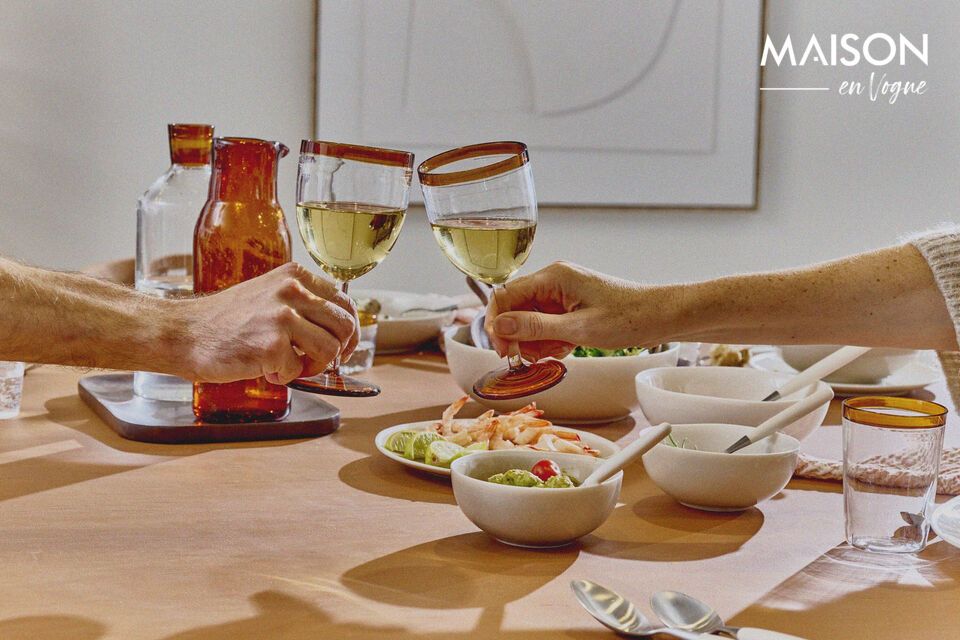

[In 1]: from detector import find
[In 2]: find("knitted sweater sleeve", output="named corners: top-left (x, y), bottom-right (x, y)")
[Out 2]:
top-left (909, 228), bottom-right (960, 405)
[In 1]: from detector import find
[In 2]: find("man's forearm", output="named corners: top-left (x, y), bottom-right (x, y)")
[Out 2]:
top-left (672, 244), bottom-right (958, 351)
top-left (0, 258), bottom-right (191, 374)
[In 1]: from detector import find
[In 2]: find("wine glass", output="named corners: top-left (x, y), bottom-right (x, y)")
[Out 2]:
top-left (419, 141), bottom-right (566, 400)
top-left (289, 141), bottom-right (414, 397)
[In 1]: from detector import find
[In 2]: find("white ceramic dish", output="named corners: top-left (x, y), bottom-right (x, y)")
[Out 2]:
top-left (451, 449), bottom-right (622, 547)
top-left (932, 496), bottom-right (960, 550)
top-left (779, 345), bottom-right (917, 384)
top-left (635, 367), bottom-right (832, 441)
top-left (444, 324), bottom-right (680, 424)
top-left (352, 288), bottom-right (457, 354)
top-left (642, 423), bottom-right (800, 511)
top-left (374, 419), bottom-right (621, 477)
top-left (751, 350), bottom-right (941, 397)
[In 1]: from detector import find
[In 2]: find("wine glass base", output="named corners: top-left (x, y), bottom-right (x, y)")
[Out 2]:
top-left (288, 373), bottom-right (381, 398)
top-left (472, 359), bottom-right (567, 401)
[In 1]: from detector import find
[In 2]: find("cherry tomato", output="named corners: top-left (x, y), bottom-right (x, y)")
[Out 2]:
top-left (531, 459), bottom-right (561, 482)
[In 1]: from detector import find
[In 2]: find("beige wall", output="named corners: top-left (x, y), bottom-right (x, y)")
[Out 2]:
top-left (2, 0), bottom-right (958, 298)
top-left (0, 0), bottom-right (314, 269)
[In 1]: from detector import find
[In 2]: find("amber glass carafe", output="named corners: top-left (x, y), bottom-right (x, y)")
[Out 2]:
top-left (193, 137), bottom-right (292, 422)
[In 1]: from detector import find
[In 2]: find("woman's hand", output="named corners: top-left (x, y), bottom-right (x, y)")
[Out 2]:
top-left (483, 261), bottom-right (682, 361)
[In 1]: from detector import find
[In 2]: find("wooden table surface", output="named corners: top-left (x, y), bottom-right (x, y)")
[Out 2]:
top-left (2, 355), bottom-right (959, 639)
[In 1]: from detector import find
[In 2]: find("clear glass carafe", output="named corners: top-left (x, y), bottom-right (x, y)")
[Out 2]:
top-left (134, 124), bottom-right (213, 401)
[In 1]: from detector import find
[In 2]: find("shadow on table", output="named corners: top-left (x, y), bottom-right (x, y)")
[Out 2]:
top-left (0, 614), bottom-right (105, 639)
top-left (338, 454), bottom-right (456, 504)
top-left (729, 541), bottom-right (960, 639)
top-left (337, 532), bottom-right (583, 637)
top-left (582, 493), bottom-right (764, 562)
top-left (0, 395), bottom-right (307, 504)
top-left (154, 590), bottom-right (611, 639)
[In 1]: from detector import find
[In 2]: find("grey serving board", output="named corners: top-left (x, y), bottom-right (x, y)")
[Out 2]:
top-left (79, 373), bottom-right (340, 444)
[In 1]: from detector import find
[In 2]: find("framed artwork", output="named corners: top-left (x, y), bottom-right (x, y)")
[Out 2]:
top-left (317, 0), bottom-right (762, 207)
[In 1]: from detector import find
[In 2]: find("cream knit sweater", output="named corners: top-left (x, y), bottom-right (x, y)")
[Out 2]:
top-left (911, 229), bottom-right (960, 405)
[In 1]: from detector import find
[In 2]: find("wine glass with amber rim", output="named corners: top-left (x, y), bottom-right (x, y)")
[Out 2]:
top-left (419, 141), bottom-right (566, 400)
top-left (288, 140), bottom-right (414, 397)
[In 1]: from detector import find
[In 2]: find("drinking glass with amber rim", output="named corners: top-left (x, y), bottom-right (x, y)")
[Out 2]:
top-left (419, 141), bottom-right (566, 400)
top-left (289, 141), bottom-right (414, 397)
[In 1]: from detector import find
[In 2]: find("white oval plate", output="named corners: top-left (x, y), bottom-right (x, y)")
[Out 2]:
top-left (750, 350), bottom-right (942, 396)
top-left (374, 419), bottom-right (621, 477)
top-left (353, 289), bottom-right (458, 354)
top-left (932, 496), bottom-right (960, 549)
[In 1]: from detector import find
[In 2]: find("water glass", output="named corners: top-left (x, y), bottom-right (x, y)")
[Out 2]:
top-left (0, 361), bottom-right (25, 419)
top-left (843, 396), bottom-right (947, 553)
top-left (340, 311), bottom-right (378, 375)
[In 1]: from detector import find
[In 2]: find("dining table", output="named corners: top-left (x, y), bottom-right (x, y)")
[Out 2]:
top-left (2, 353), bottom-right (959, 640)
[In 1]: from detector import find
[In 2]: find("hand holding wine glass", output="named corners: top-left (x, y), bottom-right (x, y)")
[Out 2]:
top-left (289, 141), bottom-right (414, 397)
top-left (419, 141), bottom-right (566, 400)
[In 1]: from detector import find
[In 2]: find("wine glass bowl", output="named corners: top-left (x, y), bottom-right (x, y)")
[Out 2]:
top-left (291, 140), bottom-right (414, 397)
top-left (418, 141), bottom-right (566, 400)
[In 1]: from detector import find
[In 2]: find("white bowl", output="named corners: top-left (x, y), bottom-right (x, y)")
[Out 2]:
top-left (444, 324), bottom-right (680, 424)
top-left (353, 289), bottom-right (456, 353)
top-left (779, 345), bottom-right (917, 384)
top-left (643, 423), bottom-right (799, 511)
top-left (635, 367), bottom-right (832, 441)
top-left (451, 450), bottom-right (622, 547)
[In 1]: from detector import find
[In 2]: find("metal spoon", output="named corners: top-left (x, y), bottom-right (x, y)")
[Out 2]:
top-left (651, 591), bottom-right (739, 637)
top-left (470, 311), bottom-right (493, 350)
top-left (651, 591), bottom-right (810, 640)
top-left (570, 580), bottom-right (702, 639)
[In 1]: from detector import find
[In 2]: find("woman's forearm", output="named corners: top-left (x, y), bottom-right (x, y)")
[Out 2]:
top-left (0, 258), bottom-right (188, 373)
top-left (674, 243), bottom-right (958, 350)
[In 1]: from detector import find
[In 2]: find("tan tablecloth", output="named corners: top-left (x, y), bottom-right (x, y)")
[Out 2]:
top-left (0, 357), bottom-right (958, 639)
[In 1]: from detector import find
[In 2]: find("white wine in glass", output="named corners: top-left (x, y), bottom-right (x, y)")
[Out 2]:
top-left (288, 141), bottom-right (414, 398)
top-left (430, 214), bottom-right (535, 285)
top-left (297, 201), bottom-right (405, 281)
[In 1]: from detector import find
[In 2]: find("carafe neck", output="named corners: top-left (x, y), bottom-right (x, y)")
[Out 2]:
top-left (168, 124), bottom-right (213, 167)
top-left (209, 137), bottom-right (288, 202)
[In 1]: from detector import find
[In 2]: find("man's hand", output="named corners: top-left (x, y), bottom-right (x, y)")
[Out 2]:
top-left (178, 263), bottom-right (359, 385)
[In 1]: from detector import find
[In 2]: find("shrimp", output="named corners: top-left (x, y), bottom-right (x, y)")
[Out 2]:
top-left (436, 396), bottom-right (469, 436)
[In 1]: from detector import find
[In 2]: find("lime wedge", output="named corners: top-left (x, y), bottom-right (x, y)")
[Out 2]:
top-left (464, 442), bottom-right (488, 451)
top-left (385, 430), bottom-right (417, 454)
top-left (404, 431), bottom-right (443, 461)
top-left (424, 440), bottom-right (465, 468)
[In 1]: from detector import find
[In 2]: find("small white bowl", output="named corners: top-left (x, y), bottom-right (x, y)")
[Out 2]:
top-left (643, 423), bottom-right (799, 511)
top-left (779, 345), bottom-right (917, 384)
top-left (353, 289), bottom-right (457, 353)
top-left (635, 367), bottom-right (832, 441)
top-left (451, 450), bottom-right (622, 547)
top-left (444, 324), bottom-right (680, 424)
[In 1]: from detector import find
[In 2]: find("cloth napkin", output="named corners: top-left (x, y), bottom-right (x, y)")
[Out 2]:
top-left (795, 449), bottom-right (960, 495)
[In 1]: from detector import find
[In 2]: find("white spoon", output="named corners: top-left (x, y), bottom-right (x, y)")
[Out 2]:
top-left (762, 345), bottom-right (871, 401)
top-left (725, 385), bottom-right (834, 454)
top-left (581, 423), bottom-right (671, 487)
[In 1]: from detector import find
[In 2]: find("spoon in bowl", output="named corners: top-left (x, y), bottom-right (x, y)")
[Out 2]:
top-left (725, 384), bottom-right (834, 453)
top-left (570, 580), bottom-right (702, 639)
top-left (651, 590), bottom-right (809, 640)
top-left (581, 423), bottom-right (671, 487)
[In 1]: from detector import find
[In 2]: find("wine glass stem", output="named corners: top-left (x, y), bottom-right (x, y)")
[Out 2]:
top-left (493, 283), bottom-right (524, 373)
top-left (325, 280), bottom-right (349, 375)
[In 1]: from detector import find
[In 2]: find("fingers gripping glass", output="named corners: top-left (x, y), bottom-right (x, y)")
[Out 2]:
top-left (419, 142), bottom-right (566, 400)
top-left (288, 141), bottom-right (414, 397)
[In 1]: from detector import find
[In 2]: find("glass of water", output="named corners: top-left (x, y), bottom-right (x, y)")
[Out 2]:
top-left (0, 361), bottom-right (25, 419)
top-left (843, 396), bottom-right (947, 553)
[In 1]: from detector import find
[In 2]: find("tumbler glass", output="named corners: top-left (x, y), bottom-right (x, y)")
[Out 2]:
top-left (843, 396), bottom-right (947, 553)
top-left (0, 361), bottom-right (25, 419)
